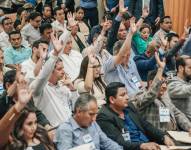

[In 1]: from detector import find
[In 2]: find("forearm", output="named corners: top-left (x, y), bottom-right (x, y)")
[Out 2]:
top-left (84, 66), bottom-right (94, 91)
top-left (5, 64), bottom-right (17, 69)
top-left (30, 55), bottom-right (58, 96)
top-left (0, 104), bottom-right (21, 147)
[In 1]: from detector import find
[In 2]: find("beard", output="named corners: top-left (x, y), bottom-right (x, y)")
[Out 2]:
top-left (183, 69), bottom-right (191, 82)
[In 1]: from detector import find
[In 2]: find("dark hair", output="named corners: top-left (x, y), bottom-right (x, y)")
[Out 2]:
top-left (32, 39), bottom-right (49, 49)
top-left (74, 94), bottom-right (97, 114)
top-left (105, 82), bottom-right (125, 104)
top-left (3, 70), bottom-right (16, 89)
top-left (43, 4), bottom-right (51, 12)
top-left (10, 107), bottom-right (54, 150)
top-left (1, 17), bottom-right (11, 26)
top-left (140, 23), bottom-right (152, 33)
top-left (29, 12), bottom-right (41, 20)
top-left (176, 57), bottom-right (187, 72)
top-left (75, 6), bottom-right (84, 13)
top-left (160, 16), bottom-right (171, 24)
top-left (8, 30), bottom-right (21, 38)
top-left (54, 6), bottom-right (63, 16)
top-left (39, 23), bottom-right (52, 34)
top-left (102, 13), bottom-right (112, 21)
top-left (165, 32), bottom-right (179, 42)
top-left (76, 56), bottom-right (106, 94)
top-left (17, 7), bottom-right (26, 17)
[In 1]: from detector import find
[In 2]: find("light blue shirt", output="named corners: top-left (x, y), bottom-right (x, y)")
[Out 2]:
top-left (56, 117), bottom-right (123, 150)
top-left (103, 56), bottom-right (141, 97)
top-left (4, 46), bottom-right (32, 65)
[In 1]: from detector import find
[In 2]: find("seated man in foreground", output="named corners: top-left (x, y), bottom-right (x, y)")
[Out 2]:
top-left (96, 82), bottom-right (175, 150)
top-left (56, 94), bottom-right (123, 150)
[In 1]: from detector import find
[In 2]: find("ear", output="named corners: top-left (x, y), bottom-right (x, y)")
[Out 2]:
top-left (178, 65), bottom-right (184, 73)
top-left (5, 82), bottom-right (10, 90)
top-left (109, 96), bottom-right (115, 104)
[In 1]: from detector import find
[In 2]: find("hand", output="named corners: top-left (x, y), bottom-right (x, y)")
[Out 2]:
top-left (88, 54), bottom-right (97, 65)
top-left (7, 81), bottom-right (17, 97)
top-left (155, 17), bottom-right (160, 25)
top-left (119, 0), bottom-right (128, 15)
top-left (51, 32), bottom-right (63, 56)
top-left (67, 12), bottom-right (78, 27)
top-left (142, 6), bottom-right (149, 18)
top-left (102, 19), bottom-right (111, 32)
top-left (158, 32), bottom-right (167, 49)
top-left (181, 19), bottom-right (189, 39)
top-left (164, 135), bottom-right (175, 147)
top-left (130, 17), bottom-right (137, 34)
top-left (60, 74), bottom-right (76, 91)
top-left (155, 52), bottom-right (166, 69)
top-left (111, 7), bottom-right (117, 13)
top-left (140, 142), bottom-right (160, 150)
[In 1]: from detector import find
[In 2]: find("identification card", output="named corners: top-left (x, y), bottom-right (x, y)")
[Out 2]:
top-left (83, 134), bottom-right (96, 150)
top-left (132, 76), bottom-right (141, 89)
top-left (122, 128), bottom-right (131, 141)
top-left (159, 107), bottom-right (170, 122)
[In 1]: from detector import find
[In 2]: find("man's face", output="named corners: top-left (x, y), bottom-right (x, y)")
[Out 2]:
top-left (111, 87), bottom-right (129, 110)
top-left (3, 18), bottom-right (13, 33)
top-left (43, 7), bottom-right (51, 18)
top-left (76, 101), bottom-right (98, 128)
top-left (64, 39), bottom-right (72, 55)
top-left (160, 18), bottom-right (172, 32)
top-left (9, 34), bottom-right (22, 48)
top-left (183, 59), bottom-right (191, 82)
top-left (52, 61), bottom-right (65, 81)
top-left (31, 16), bottom-right (41, 28)
top-left (55, 9), bottom-right (65, 23)
top-left (36, 43), bottom-right (48, 58)
top-left (118, 23), bottom-right (127, 40)
top-left (42, 28), bottom-right (53, 41)
top-left (169, 36), bottom-right (179, 49)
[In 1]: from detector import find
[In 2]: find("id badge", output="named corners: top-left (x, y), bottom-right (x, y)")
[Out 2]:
top-left (122, 129), bottom-right (131, 141)
top-left (132, 76), bottom-right (138, 83)
top-left (159, 107), bottom-right (170, 122)
top-left (83, 134), bottom-right (96, 149)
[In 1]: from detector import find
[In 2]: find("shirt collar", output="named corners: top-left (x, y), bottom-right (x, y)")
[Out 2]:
top-left (70, 117), bottom-right (81, 130)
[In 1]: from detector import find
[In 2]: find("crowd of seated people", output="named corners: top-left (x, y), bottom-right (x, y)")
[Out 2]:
top-left (0, 0), bottom-right (191, 150)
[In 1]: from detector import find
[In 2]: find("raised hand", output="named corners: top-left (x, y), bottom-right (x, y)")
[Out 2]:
top-left (119, 0), bottom-right (128, 15)
top-left (155, 52), bottom-right (165, 69)
top-left (142, 6), bottom-right (149, 18)
top-left (181, 19), bottom-right (189, 39)
top-left (158, 32), bottom-right (167, 49)
top-left (155, 17), bottom-right (160, 25)
top-left (88, 54), bottom-right (97, 66)
top-left (51, 32), bottom-right (63, 56)
top-left (102, 19), bottom-right (111, 32)
top-left (130, 17), bottom-right (137, 34)
top-left (67, 12), bottom-right (78, 27)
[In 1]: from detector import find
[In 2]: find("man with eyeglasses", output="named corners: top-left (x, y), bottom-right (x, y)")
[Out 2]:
top-left (21, 11), bottom-right (41, 45)
top-left (0, 17), bottom-right (29, 51)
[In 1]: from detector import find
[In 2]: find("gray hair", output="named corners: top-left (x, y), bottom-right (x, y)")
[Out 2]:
top-left (113, 40), bottom-right (124, 55)
top-left (74, 94), bottom-right (97, 113)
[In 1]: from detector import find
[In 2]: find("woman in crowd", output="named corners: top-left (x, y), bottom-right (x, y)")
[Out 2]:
top-left (8, 107), bottom-right (55, 150)
top-left (75, 6), bottom-right (90, 38)
top-left (132, 23), bottom-right (153, 55)
top-left (74, 54), bottom-right (106, 107)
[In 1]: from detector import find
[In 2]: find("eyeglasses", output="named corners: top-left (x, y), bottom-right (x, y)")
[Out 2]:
top-left (92, 65), bottom-right (101, 68)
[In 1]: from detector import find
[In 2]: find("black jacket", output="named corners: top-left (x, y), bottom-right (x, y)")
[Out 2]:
top-left (96, 103), bottom-right (166, 150)
top-left (0, 91), bottom-right (50, 127)
top-left (128, 0), bottom-right (164, 25)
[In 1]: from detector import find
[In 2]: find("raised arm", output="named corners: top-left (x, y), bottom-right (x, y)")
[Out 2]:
top-left (135, 6), bottom-right (149, 30)
top-left (114, 17), bottom-right (137, 65)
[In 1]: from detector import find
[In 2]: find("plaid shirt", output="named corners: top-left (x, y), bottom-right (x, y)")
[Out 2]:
top-left (130, 76), bottom-right (191, 132)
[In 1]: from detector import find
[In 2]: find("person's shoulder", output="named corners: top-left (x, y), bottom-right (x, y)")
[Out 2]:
top-left (57, 119), bottom-right (73, 131)
top-left (97, 105), bottom-right (115, 119)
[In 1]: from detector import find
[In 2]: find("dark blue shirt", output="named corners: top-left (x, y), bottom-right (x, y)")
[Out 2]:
top-left (124, 108), bottom-right (149, 142)
top-left (106, 0), bottom-right (118, 10)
